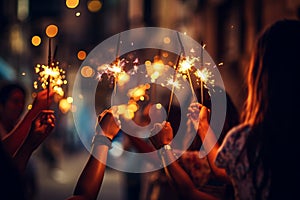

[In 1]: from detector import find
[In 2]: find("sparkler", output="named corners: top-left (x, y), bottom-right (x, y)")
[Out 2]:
top-left (33, 24), bottom-right (67, 107)
top-left (112, 33), bottom-right (122, 95)
top-left (97, 33), bottom-right (130, 95)
top-left (194, 66), bottom-right (215, 104)
top-left (166, 54), bottom-right (180, 120)
top-left (196, 41), bottom-right (212, 104)
top-left (166, 32), bottom-right (198, 119)
top-left (46, 37), bottom-right (52, 106)
top-left (176, 33), bottom-right (199, 101)
top-left (200, 41), bottom-right (204, 104)
top-left (177, 56), bottom-right (198, 100)
top-left (33, 60), bottom-right (67, 102)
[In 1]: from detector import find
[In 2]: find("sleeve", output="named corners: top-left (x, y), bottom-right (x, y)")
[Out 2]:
top-left (215, 124), bottom-right (250, 175)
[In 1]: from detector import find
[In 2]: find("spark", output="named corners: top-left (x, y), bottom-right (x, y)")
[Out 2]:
top-left (177, 56), bottom-right (199, 75)
top-left (34, 62), bottom-right (67, 97)
top-left (97, 58), bottom-right (129, 86)
top-left (194, 67), bottom-right (215, 88)
top-left (166, 76), bottom-right (182, 89)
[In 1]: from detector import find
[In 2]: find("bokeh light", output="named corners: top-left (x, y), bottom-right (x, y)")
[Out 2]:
top-left (80, 65), bottom-right (95, 78)
top-left (45, 24), bottom-right (58, 38)
top-left (31, 35), bottom-right (41, 46)
top-left (77, 50), bottom-right (87, 60)
top-left (66, 0), bottom-right (79, 9)
top-left (87, 0), bottom-right (102, 13)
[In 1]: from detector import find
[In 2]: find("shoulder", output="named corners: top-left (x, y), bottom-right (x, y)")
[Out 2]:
top-left (223, 124), bottom-right (251, 146)
top-left (215, 124), bottom-right (251, 168)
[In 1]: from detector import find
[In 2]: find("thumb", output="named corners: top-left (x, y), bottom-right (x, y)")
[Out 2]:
top-left (199, 106), bottom-right (210, 122)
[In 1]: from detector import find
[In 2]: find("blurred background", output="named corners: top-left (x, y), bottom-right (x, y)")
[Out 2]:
top-left (0, 0), bottom-right (299, 199)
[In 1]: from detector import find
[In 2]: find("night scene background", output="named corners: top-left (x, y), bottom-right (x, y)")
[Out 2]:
top-left (0, 0), bottom-right (299, 199)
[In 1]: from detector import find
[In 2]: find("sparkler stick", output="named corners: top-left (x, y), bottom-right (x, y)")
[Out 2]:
top-left (46, 38), bottom-right (52, 108)
top-left (166, 54), bottom-right (180, 121)
top-left (45, 24), bottom-right (59, 108)
top-left (113, 33), bottom-right (121, 96)
top-left (186, 66), bottom-right (197, 100)
top-left (176, 32), bottom-right (197, 101)
top-left (34, 25), bottom-right (66, 106)
top-left (200, 41), bottom-right (204, 104)
top-left (167, 32), bottom-right (185, 119)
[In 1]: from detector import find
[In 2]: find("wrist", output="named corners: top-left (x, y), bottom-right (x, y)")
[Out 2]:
top-left (92, 134), bottom-right (113, 149)
top-left (158, 144), bottom-right (172, 156)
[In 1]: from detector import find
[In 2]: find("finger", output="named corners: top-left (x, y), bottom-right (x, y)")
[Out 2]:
top-left (101, 73), bottom-right (109, 81)
top-left (164, 122), bottom-right (173, 132)
top-left (45, 124), bottom-right (55, 134)
top-left (188, 106), bottom-right (194, 113)
top-left (199, 106), bottom-right (210, 120)
top-left (150, 123), bottom-right (163, 135)
top-left (46, 115), bottom-right (56, 125)
top-left (98, 109), bottom-right (109, 122)
top-left (164, 122), bottom-right (170, 128)
top-left (190, 102), bottom-right (200, 109)
top-left (109, 76), bottom-right (115, 88)
top-left (48, 88), bottom-right (55, 97)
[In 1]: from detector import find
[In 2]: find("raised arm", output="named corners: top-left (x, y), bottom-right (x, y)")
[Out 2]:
top-left (67, 109), bottom-right (120, 200)
top-left (2, 89), bottom-right (55, 156)
top-left (13, 110), bottom-right (55, 174)
top-left (188, 103), bottom-right (230, 183)
top-left (149, 122), bottom-right (219, 200)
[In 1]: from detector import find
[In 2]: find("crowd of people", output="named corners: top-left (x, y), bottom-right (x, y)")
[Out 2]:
top-left (1, 18), bottom-right (300, 200)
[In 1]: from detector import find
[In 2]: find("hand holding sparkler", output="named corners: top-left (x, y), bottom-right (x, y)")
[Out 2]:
top-left (12, 110), bottom-right (56, 174)
top-left (98, 72), bottom-right (115, 90)
top-left (95, 109), bottom-right (120, 141)
top-left (31, 89), bottom-right (55, 113)
top-left (187, 102), bottom-right (210, 131)
top-left (149, 121), bottom-right (173, 149)
top-left (27, 110), bottom-right (56, 151)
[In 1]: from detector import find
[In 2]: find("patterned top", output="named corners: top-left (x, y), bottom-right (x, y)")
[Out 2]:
top-left (178, 150), bottom-right (211, 187)
top-left (215, 124), bottom-right (270, 200)
top-left (178, 150), bottom-right (233, 199)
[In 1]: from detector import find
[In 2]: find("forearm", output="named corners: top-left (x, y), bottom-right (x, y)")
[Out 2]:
top-left (127, 134), bottom-right (154, 153)
top-left (198, 127), bottom-right (230, 183)
top-left (73, 144), bottom-right (109, 200)
top-left (2, 109), bottom-right (40, 156)
top-left (160, 148), bottom-right (218, 200)
top-left (13, 143), bottom-right (34, 174)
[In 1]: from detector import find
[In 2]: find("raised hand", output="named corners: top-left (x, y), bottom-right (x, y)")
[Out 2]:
top-left (187, 102), bottom-right (210, 131)
top-left (26, 110), bottom-right (55, 151)
top-left (31, 89), bottom-right (55, 111)
top-left (96, 109), bottom-right (120, 140)
top-left (12, 110), bottom-right (55, 173)
top-left (98, 73), bottom-right (115, 90)
top-left (149, 121), bottom-right (173, 149)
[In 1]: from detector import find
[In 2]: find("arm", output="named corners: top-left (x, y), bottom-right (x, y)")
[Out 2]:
top-left (188, 103), bottom-right (230, 183)
top-left (67, 109), bottom-right (120, 200)
top-left (2, 89), bottom-right (55, 156)
top-left (150, 122), bottom-right (219, 200)
top-left (126, 134), bottom-right (155, 153)
top-left (13, 110), bottom-right (55, 174)
top-left (70, 143), bottom-right (109, 200)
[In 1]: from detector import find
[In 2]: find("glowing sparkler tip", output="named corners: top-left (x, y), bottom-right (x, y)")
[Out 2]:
top-left (34, 61), bottom-right (67, 97)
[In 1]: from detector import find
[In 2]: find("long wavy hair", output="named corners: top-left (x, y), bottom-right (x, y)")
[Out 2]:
top-left (241, 19), bottom-right (300, 199)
